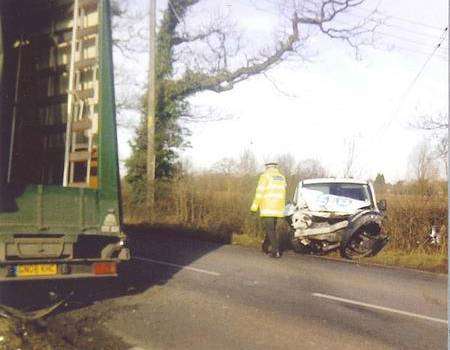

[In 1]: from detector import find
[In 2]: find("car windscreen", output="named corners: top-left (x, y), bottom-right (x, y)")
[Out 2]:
top-left (302, 183), bottom-right (371, 202)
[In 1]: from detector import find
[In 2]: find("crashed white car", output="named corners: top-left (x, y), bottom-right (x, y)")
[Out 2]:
top-left (283, 178), bottom-right (389, 259)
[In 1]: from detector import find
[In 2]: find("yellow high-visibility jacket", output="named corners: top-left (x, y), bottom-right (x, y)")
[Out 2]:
top-left (250, 167), bottom-right (287, 217)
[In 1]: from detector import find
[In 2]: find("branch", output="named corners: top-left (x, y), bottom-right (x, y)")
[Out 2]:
top-left (262, 72), bottom-right (300, 99)
top-left (168, 12), bottom-right (301, 98)
top-left (169, 0), bottom-right (379, 98)
top-left (173, 28), bottom-right (223, 45)
top-left (180, 106), bottom-right (235, 123)
top-left (412, 113), bottom-right (449, 131)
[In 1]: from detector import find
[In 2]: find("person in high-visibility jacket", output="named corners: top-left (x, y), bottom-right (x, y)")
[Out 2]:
top-left (250, 162), bottom-right (287, 258)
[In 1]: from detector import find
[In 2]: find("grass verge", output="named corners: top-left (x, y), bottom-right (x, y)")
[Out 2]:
top-left (231, 233), bottom-right (261, 248)
top-left (231, 232), bottom-right (447, 274)
top-left (365, 250), bottom-right (448, 274)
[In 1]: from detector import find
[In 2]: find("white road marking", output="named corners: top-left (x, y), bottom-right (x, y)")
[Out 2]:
top-left (312, 292), bottom-right (448, 325)
top-left (134, 256), bottom-right (220, 276)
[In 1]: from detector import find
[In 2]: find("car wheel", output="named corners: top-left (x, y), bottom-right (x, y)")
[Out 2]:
top-left (340, 229), bottom-right (375, 259)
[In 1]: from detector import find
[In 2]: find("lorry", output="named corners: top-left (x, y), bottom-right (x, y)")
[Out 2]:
top-left (0, 0), bottom-right (129, 281)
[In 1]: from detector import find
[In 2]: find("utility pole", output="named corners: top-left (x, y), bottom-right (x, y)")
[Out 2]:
top-left (147, 0), bottom-right (156, 219)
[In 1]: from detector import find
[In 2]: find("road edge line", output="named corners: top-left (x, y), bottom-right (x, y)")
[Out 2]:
top-left (134, 256), bottom-right (220, 276)
top-left (312, 292), bottom-right (448, 324)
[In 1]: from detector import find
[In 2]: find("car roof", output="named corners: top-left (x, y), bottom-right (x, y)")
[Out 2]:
top-left (301, 178), bottom-right (369, 185)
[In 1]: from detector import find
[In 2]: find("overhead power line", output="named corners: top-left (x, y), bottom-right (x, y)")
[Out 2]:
top-left (351, 7), bottom-right (445, 31)
top-left (391, 44), bottom-right (448, 61)
top-left (246, 0), bottom-right (447, 48)
top-left (376, 30), bottom-right (448, 51)
top-left (331, 17), bottom-right (448, 56)
top-left (386, 16), bottom-right (443, 31)
top-left (383, 21), bottom-right (445, 40)
top-left (382, 26), bottom-right (448, 131)
top-left (258, 0), bottom-right (445, 31)
top-left (168, 0), bottom-right (183, 24)
top-left (396, 27), bottom-right (448, 106)
top-left (342, 12), bottom-right (445, 40)
top-left (240, 0), bottom-right (448, 61)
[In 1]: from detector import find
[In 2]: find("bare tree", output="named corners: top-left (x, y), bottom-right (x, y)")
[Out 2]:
top-left (435, 136), bottom-right (448, 177)
top-left (237, 149), bottom-right (258, 175)
top-left (343, 136), bottom-right (357, 178)
top-left (408, 140), bottom-right (439, 182)
top-left (178, 157), bottom-right (194, 177)
top-left (413, 112), bottom-right (448, 177)
top-left (296, 158), bottom-right (328, 179)
top-left (275, 153), bottom-right (297, 176)
top-left (212, 157), bottom-right (239, 175)
top-left (413, 113), bottom-right (448, 131)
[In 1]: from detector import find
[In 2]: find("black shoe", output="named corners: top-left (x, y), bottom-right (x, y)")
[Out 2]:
top-left (261, 239), bottom-right (271, 254)
top-left (270, 251), bottom-right (281, 259)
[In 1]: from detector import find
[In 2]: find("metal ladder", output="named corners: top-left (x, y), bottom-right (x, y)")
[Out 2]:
top-left (63, 0), bottom-right (99, 188)
top-left (6, 35), bottom-right (26, 183)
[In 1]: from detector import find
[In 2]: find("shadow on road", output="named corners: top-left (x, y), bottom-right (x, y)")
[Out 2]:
top-left (0, 225), bottom-right (227, 349)
top-left (0, 224), bottom-right (225, 314)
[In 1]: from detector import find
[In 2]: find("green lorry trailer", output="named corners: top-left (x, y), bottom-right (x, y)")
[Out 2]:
top-left (0, 0), bottom-right (130, 281)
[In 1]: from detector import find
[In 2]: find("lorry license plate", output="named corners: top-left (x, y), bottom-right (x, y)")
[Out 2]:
top-left (16, 264), bottom-right (58, 277)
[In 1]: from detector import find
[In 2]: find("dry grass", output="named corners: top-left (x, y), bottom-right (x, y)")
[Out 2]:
top-left (366, 250), bottom-right (448, 274)
top-left (123, 175), bottom-right (448, 273)
top-left (381, 194), bottom-right (447, 254)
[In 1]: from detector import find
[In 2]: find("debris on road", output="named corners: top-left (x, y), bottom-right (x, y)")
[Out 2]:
top-left (0, 317), bottom-right (53, 350)
top-left (0, 300), bottom-right (66, 323)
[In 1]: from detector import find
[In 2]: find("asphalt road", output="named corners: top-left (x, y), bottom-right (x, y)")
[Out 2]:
top-left (47, 232), bottom-right (448, 350)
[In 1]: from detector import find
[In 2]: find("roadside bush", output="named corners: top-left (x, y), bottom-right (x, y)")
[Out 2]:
top-left (123, 175), bottom-right (447, 256)
top-left (382, 194), bottom-right (447, 254)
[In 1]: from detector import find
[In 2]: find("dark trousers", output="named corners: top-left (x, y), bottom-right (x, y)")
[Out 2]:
top-left (262, 217), bottom-right (279, 253)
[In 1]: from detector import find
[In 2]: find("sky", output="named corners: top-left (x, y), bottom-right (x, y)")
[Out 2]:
top-left (114, 0), bottom-right (448, 182)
